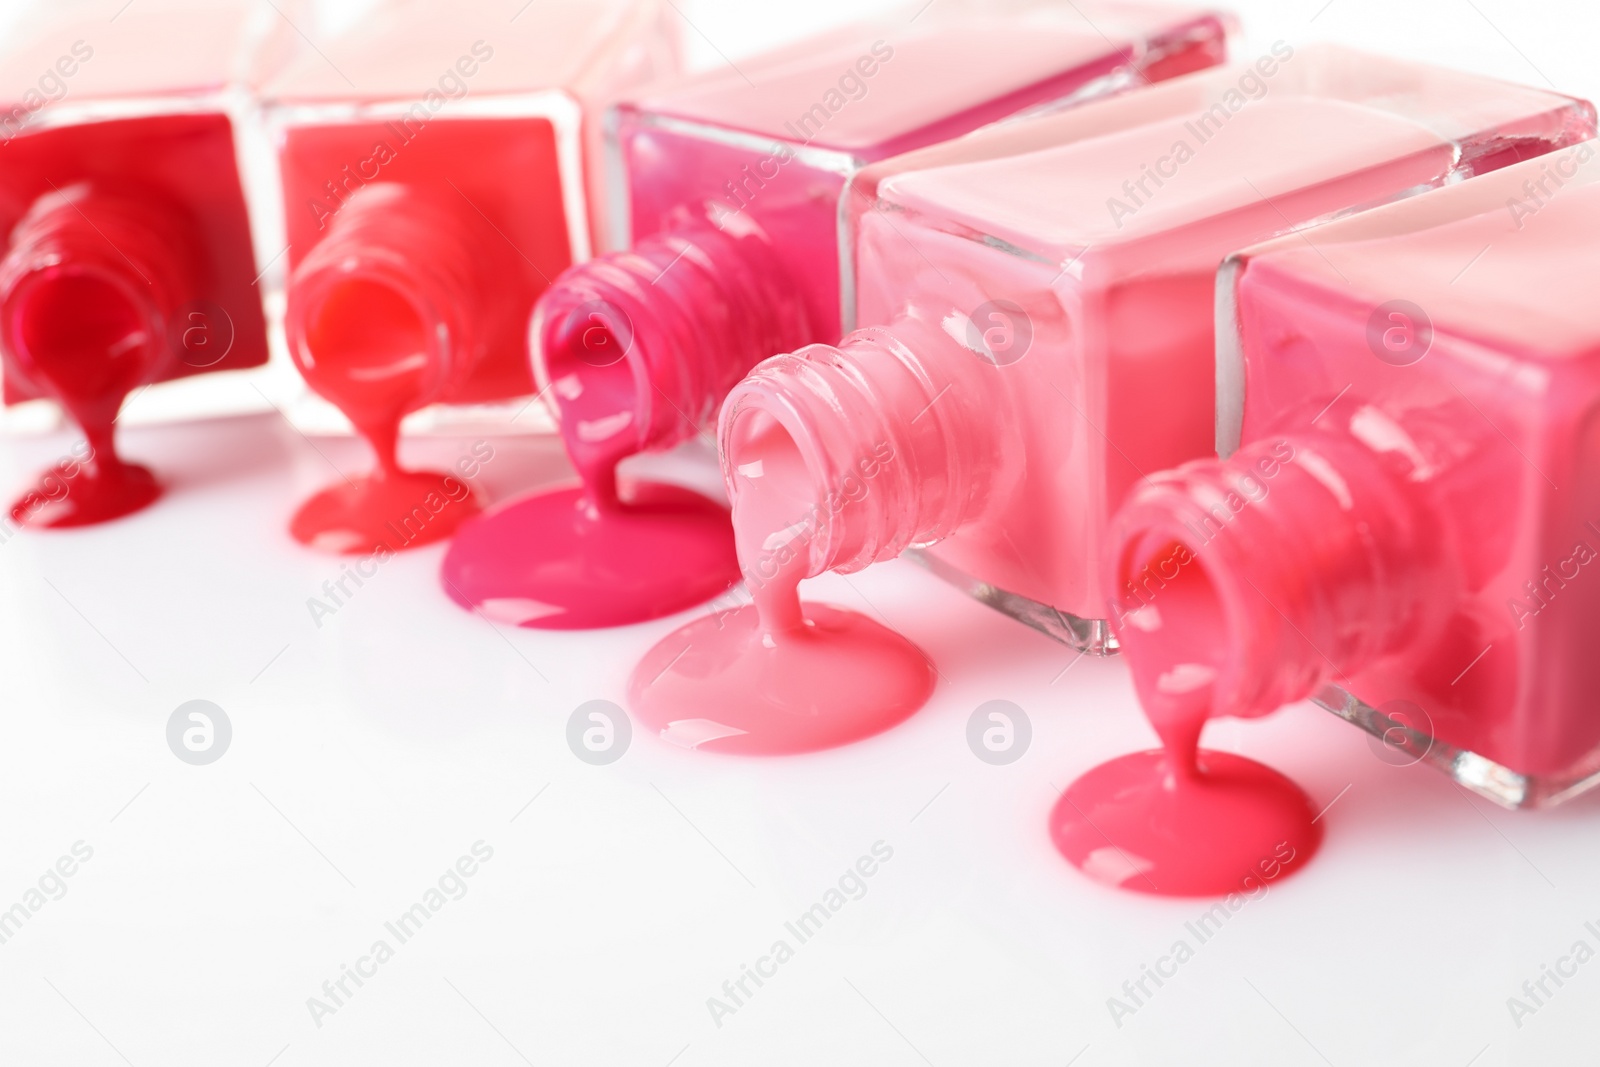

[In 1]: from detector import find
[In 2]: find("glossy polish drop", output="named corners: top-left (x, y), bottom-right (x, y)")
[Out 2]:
top-left (1053, 561), bottom-right (1321, 896)
top-left (1051, 681), bottom-right (1321, 897)
top-left (0, 187), bottom-right (191, 528)
top-left (440, 305), bottom-right (740, 629)
top-left (5, 274), bottom-right (162, 526)
top-left (287, 188), bottom-right (483, 555)
top-left (628, 415), bottom-right (935, 756)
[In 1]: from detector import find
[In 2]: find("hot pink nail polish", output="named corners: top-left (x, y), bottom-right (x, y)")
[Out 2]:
top-left (0, 0), bottom-right (297, 526)
top-left (1099, 138), bottom-right (1600, 854)
top-left (442, 2), bottom-right (1233, 630)
top-left (635, 47), bottom-right (1594, 761)
top-left (262, 0), bottom-right (678, 555)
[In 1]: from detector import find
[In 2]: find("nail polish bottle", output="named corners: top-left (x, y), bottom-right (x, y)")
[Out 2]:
top-left (1106, 137), bottom-right (1600, 815)
top-left (0, 0), bottom-right (303, 526)
top-left (443, 0), bottom-right (1233, 629)
top-left (260, 0), bottom-right (679, 554)
top-left (628, 47), bottom-right (1594, 758)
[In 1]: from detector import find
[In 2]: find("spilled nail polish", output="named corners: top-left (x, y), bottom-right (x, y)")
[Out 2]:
top-left (1052, 565), bottom-right (1319, 897)
top-left (439, 297), bottom-right (740, 627)
top-left (628, 411), bottom-right (935, 755)
top-left (264, 0), bottom-right (680, 551)
top-left (0, 0), bottom-right (287, 525)
top-left (447, 2), bottom-right (1231, 629)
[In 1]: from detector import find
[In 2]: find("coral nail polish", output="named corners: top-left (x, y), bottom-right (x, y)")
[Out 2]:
top-left (442, 1), bottom-right (1233, 630)
top-left (0, 0), bottom-right (296, 526)
top-left (635, 47), bottom-right (1594, 761)
top-left (261, 0), bottom-right (678, 555)
top-left (1096, 138), bottom-right (1600, 864)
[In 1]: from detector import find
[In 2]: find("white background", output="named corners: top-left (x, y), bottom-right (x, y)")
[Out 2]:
top-left (2, 1), bottom-right (1600, 1066)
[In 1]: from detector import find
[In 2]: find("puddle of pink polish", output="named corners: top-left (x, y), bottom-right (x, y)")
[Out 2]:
top-left (1052, 569), bottom-right (1322, 897)
top-left (441, 327), bottom-right (740, 630)
top-left (628, 416), bottom-right (936, 756)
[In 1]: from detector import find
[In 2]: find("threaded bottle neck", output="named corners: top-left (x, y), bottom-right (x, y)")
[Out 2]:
top-left (288, 183), bottom-right (489, 467)
top-left (0, 183), bottom-right (198, 447)
top-left (720, 318), bottom-right (994, 581)
top-left (532, 225), bottom-right (810, 464)
top-left (1108, 430), bottom-right (1445, 719)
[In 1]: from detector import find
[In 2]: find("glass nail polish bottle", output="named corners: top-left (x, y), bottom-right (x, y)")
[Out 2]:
top-left (443, 0), bottom-right (1233, 629)
top-left (1107, 138), bottom-right (1600, 812)
top-left (626, 47), bottom-right (1594, 758)
top-left (0, 0), bottom-right (302, 526)
top-left (259, 0), bottom-right (678, 554)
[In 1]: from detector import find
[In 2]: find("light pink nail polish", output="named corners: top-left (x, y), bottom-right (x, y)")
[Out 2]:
top-left (445, 0), bottom-right (1233, 631)
top-left (261, 0), bottom-right (679, 554)
top-left (0, 0), bottom-right (301, 527)
top-left (634, 47), bottom-right (1593, 762)
top-left (1106, 137), bottom-right (1600, 819)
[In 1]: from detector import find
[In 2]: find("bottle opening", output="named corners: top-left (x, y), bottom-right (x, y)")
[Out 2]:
top-left (1114, 535), bottom-right (1231, 715)
top-left (10, 269), bottom-right (155, 396)
top-left (300, 275), bottom-right (434, 416)
top-left (538, 296), bottom-right (647, 467)
top-left (728, 408), bottom-right (821, 572)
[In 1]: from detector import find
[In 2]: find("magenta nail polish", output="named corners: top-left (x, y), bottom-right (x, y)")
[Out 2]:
top-left (441, 1), bottom-right (1233, 629)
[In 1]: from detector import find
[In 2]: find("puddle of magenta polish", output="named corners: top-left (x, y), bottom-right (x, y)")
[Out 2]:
top-left (627, 414), bottom-right (936, 756)
top-left (289, 269), bottom-right (481, 555)
top-left (440, 306), bottom-right (741, 629)
top-left (1052, 548), bottom-right (1321, 897)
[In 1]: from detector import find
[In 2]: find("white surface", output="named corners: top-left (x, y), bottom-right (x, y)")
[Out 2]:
top-left (3, 419), bottom-right (1598, 1067)
top-left (2, 1), bottom-right (1600, 1065)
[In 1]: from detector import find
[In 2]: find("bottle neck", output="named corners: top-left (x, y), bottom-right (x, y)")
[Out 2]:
top-left (532, 225), bottom-right (811, 464)
top-left (288, 183), bottom-right (488, 467)
top-left (0, 183), bottom-right (197, 442)
top-left (720, 318), bottom-right (994, 581)
top-left (1108, 430), bottom-right (1444, 719)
